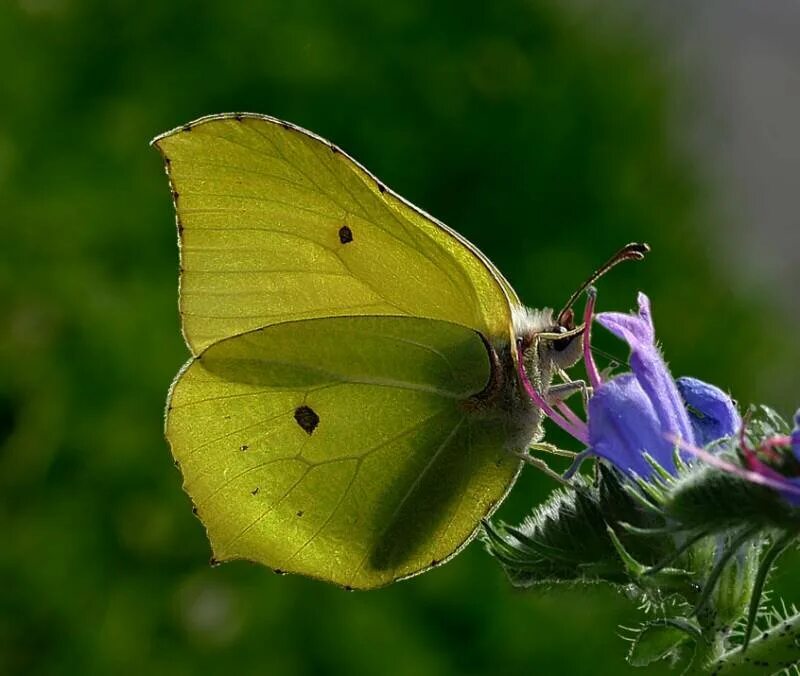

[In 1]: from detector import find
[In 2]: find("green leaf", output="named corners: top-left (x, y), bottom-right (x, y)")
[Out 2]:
top-left (627, 623), bottom-right (693, 667)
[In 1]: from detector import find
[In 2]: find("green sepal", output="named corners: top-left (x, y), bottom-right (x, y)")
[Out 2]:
top-left (627, 619), bottom-right (700, 668)
top-left (665, 466), bottom-right (797, 533)
top-left (482, 466), bottom-right (674, 588)
top-left (742, 405), bottom-right (790, 444)
top-left (663, 404), bottom-right (799, 534)
top-left (709, 533), bottom-right (759, 632)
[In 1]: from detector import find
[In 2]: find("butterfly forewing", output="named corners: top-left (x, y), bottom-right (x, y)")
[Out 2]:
top-left (153, 114), bottom-right (515, 355)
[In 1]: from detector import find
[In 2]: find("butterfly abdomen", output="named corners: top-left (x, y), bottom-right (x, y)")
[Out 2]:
top-left (464, 334), bottom-right (544, 454)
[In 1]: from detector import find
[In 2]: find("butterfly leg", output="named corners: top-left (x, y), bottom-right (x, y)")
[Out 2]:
top-left (548, 379), bottom-right (592, 413)
top-left (528, 442), bottom-right (575, 458)
top-left (510, 448), bottom-right (573, 486)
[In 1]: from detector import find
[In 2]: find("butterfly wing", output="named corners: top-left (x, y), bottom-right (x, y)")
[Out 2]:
top-left (167, 316), bottom-right (520, 589)
top-left (152, 113), bottom-right (516, 355)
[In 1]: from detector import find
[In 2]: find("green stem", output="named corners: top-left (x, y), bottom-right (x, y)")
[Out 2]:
top-left (741, 531), bottom-right (795, 650)
top-left (692, 632), bottom-right (728, 672)
top-left (693, 527), bottom-right (758, 617)
top-left (706, 611), bottom-right (800, 675)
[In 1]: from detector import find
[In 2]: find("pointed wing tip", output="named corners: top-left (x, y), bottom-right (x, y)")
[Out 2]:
top-left (149, 112), bottom-right (286, 146)
top-left (148, 118), bottom-right (201, 150)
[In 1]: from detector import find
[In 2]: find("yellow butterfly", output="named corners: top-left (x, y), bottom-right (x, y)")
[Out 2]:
top-left (153, 113), bottom-right (603, 589)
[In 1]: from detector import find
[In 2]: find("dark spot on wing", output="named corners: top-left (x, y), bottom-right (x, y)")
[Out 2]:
top-left (182, 124), bottom-right (192, 132)
top-left (164, 157), bottom-right (171, 167)
top-left (274, 568), bottom-right (286, 575)
top-left (209, 557), bottom-right (220, 567)
top-left (192, 506), bottom-right (199, 515)
top-left (296, 510), bottom-right (304, 517)
top-left (338, 225), bottom-right (353, 244)
top-left (377, 183), bottom-right (386, 194)
top-left (173, 459), bottom-right (180, 468)
top-left (330, 145), bottom-right (339, 154)
top-left (171, 189), bottom-right (180, 202)
top-left (294, 405), bottom-right (319, 435)
top-left (234, 114), bottom-right (243, 122)
top-left (251, 487), bottom-right (259, 496)
top-left (239, 444), bottom-right (249, 452)
top-left (280, 121), bottom-right (290, 130)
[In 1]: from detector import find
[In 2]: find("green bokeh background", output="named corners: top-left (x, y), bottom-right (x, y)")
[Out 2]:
top-left (1, 2), bottom-right (796, 675)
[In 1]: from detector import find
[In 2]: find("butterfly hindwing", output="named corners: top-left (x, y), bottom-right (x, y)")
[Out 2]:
top-left (167, 316), bottom-right (521, 589)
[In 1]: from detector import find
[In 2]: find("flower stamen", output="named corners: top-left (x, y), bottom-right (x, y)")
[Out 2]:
top-left (582, 287), bottom-right (602, 390)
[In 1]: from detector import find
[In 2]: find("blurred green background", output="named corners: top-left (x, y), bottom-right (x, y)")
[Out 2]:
top-left (1, 1), bottom-right (797, 675)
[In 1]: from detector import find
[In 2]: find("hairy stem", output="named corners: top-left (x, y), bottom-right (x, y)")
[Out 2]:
top-left (705, 611), bottom-right (800, 675)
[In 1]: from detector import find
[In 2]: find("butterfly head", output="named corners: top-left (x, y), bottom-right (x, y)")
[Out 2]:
top-left (513, 305), bottom-right (584, 385)
top-left (513, 242), bottom-right (651, 387)
top-left (549, 306), bottom-right (585, 370)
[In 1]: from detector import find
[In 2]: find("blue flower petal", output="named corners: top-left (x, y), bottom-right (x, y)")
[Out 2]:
top-left (588, 373), bottom-right (677, 478)
top-left (792, 410), bottom-right (800, 463)
top-left (676, 376), bottom-right (741, 446)
top-left (596, 293), bottom-right (696, 447)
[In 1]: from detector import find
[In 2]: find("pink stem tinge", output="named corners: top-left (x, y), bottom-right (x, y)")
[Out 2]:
top-left (670, 434), bottom-right (800, 498)
top-left (758, 434), bottom-right (792, 460)
top-left (555, 400), bottom-right (585, 428)
top-left (517, 349), bottom-right (589, 444)
top-left (583, 287), bottom-right (602, 390)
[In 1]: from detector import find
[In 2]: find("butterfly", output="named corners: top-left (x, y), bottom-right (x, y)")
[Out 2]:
top-left (153, 113), bottom-right (616, 589)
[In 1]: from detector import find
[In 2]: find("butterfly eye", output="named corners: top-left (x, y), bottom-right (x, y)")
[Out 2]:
top-left (557, 307), bottom-right (575, 331)
top-left (552, 326), bottom-right (573, 352)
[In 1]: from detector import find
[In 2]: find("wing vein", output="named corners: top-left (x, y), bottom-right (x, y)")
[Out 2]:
top-left (347, 416), bottom-right (466, 584)
top-left (182, 406), bottom-right (296, 460)
top-left (179, 190), bottom-right (341, 222)
top-left (254, 409), bottom-right (453, 567)
top-left (176, 163), bottom-right (317, 194)
top-left (222, 461), bottom-right (313, 551)
top-left (246, 123), bottom-right (372, 223)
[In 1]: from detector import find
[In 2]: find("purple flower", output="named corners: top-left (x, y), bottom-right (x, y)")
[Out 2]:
top-left (586, 294), bottom-right (738, 478)
top-left (792, 411), bottom-right (800, 462)
top-left (587, 373), bottom-right (677, 478)
top-left (595, 293), bottom-right (695, 447)
top-left (676, 377), bottom-right (742, 447)
top-left (516, 290), bottom-right (741, 481)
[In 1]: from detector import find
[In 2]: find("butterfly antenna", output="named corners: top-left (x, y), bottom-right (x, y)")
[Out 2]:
top-left (557, 242), bottom-right (650, 324)
top-left (589, 345), bottom-right (627, 368)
